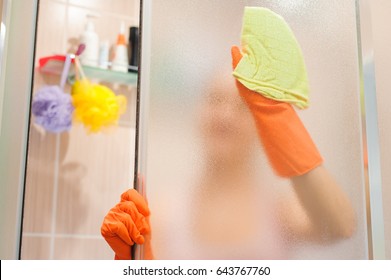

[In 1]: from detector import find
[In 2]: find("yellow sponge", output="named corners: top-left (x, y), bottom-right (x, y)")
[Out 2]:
top-left (233, 7), bottom-right (310, 109)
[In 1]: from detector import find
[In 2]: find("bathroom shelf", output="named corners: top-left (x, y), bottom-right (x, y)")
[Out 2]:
top-left (38, 55), bottom-right (138, 86)
top-left (68, 65), bottom-right (138, 85)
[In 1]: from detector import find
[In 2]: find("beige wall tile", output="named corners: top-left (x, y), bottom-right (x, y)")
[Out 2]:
top-left (68, 0), bottom-right (139, 18)
top-left (23, 125), bottom-right (57, 233)
top-left (33, 70), bottom-right (67, 90)
top-left (134, 0), bottom-right (140, 16)
top-left (66, 5), bottom-right (137, 56)
top-left (35, 0), bottom-right (67, 64)
top-left (55, 125), bottom-right (135, 235)
top-left (23, 71), bottom-right (70, 234)
top-left (53, 237), bottom-right (114, 259)
top-left (20, 236), bottom-right (51, 259)
top-left (102, 83), bottom-right (137, 125)
top-left (0, 0), bottom-right (3, 23)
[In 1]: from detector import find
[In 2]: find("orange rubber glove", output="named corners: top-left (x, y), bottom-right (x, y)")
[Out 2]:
top-left (101, 189), bottom-right (153, 260)
top-left (231, 46), bottom-right (323, 177)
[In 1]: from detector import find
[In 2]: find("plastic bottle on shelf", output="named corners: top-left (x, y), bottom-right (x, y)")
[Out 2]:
top-left (79, 14), bottom-right (99, 67)
top-left (128, 26), bottom-right (139, 70)
top-left (111, 22), bottom-right (129, 73)
top-left (98, 40), bottom-right (110, 70)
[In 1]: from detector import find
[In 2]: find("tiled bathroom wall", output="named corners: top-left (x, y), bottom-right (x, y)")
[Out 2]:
top-left (21, 0), bottom-right (140, 259)
top-left (0, 0), bottom-right (3, 21)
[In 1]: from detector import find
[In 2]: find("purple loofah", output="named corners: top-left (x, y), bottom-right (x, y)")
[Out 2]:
top-left (32, 85), bottom-right (74, 133)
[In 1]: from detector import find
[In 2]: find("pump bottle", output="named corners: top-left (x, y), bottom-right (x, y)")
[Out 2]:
top-left (111, 22), bottom-right (129, 72)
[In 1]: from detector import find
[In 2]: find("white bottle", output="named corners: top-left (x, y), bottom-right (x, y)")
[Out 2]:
top-left (79, 15), bottom-right (99, 67)
top-left (111, 22), bottom-right (129, 73)
top-left (98, 40), bottom-right (110, 69)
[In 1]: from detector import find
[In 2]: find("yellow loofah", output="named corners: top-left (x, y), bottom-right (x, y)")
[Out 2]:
top-left (71, 79), bottom-right (127, 133)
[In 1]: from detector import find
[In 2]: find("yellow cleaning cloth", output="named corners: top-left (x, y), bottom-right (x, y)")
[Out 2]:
top-left (233, 7), bottom-right (310, 109)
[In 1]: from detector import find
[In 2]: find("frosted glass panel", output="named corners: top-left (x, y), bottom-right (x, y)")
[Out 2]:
top-left (370, 0), bottom-right (391, 259)
top-left (141, 0), bottom-right (368, 259)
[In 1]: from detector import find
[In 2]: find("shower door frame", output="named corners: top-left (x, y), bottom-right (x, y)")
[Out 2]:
top-left (0, 0), bottom-right (39, 259)
top-left (356, 0), bottom-right (386, 260)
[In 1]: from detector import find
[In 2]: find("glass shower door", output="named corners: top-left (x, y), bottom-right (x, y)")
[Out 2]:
top-left (18, 0), bottom-right (141, 260)
top-left (137, 0), bottom-right (372, 259)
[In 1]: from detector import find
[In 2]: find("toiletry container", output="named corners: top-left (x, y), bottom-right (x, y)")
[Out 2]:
top-left (79, 14), bottom-right (99, 67)
top-left (98, 40), bottom-right (110, 69)
top-left (129, 26), bottom-right (139, 69)
top-left (111, 22), bottom-right (129, 73)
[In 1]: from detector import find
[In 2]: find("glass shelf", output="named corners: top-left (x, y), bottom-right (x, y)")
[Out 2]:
top-left (68, 65), bottom-right (138, 85)
top-left (38, 55), bottom-right (138, 86)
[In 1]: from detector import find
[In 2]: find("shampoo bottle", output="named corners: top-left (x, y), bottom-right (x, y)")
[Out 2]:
top-left (128, 26), bottom-right (139, 68)
top-left (79, 14), bottom-right (99, 67)
top-left (111, 22), bottom-right (129, 72)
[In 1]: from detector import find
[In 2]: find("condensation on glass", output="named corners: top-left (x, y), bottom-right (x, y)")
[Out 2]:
top-left (140, 0), bottom-right (369, 259)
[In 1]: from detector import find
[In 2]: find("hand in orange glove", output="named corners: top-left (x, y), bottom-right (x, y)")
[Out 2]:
top-left (101, 189), bottom-right (153, 260)
top-left (231, 46), bottom-right (323, 177)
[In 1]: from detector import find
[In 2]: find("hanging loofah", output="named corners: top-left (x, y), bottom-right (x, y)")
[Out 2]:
top-left (31, 85), bottom-right (74, 133)
top-left (71, 79), bottom-right (127, 133)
